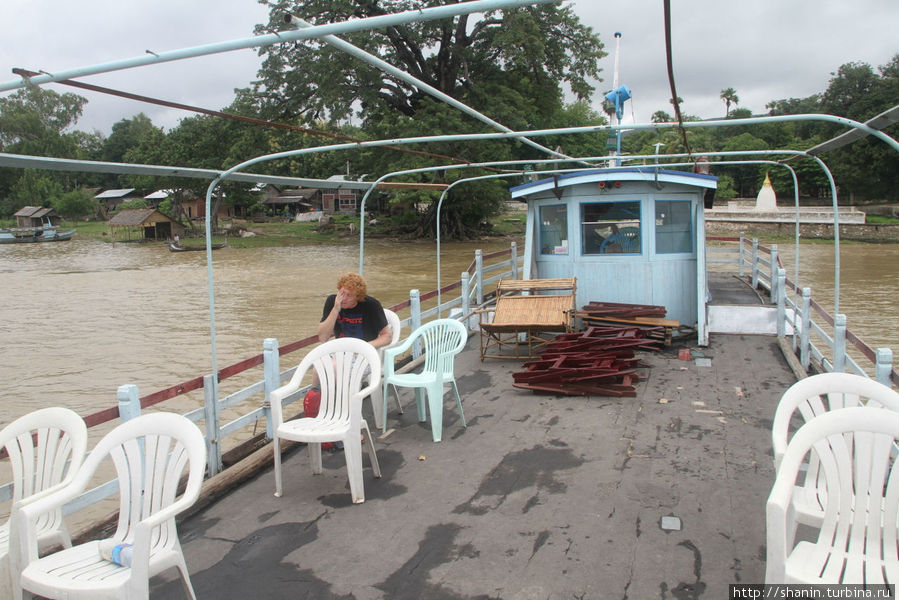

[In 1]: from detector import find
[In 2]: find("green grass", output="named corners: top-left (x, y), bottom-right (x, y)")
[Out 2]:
top-left (866, 214), bottom-right (899, 225)
top-left (5, 207), bottom-right (527, 248)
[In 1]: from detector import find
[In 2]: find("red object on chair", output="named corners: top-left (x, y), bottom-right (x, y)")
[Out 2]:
top-left (303, 390), bottom-right (336, 450)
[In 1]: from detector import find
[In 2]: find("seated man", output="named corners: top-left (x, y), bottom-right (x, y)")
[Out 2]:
top-left (317, 272), bottom-right (392, 349)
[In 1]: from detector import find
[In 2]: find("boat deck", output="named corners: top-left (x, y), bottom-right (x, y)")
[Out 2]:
top-left (150, 332), bottom-right (795, 599)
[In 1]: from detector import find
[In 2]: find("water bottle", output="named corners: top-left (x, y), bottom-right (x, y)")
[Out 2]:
top-left (98, 540), bottom-right (133, 567)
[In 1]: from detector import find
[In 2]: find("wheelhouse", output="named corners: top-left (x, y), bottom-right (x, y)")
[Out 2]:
top-left (510, 168), bottom-right (718, 334)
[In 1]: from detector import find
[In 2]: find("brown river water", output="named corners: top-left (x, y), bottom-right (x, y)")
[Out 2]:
top-left (1, 238), bottom-right (896, 427)
top-left (0, 238), bottom-right (512, 426)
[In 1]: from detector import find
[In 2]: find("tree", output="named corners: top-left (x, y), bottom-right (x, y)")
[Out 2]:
top-left (0, 87), bottom-right (93, 216)
top-left (252, 2), bottom-right (604, 125)
top-left (53, 188), bottom-right (98, 220)
top-left (247, 0), bottom-right (606, 238)
top-left (720, 88), bottom-right (739, 117)
top-left (816, 57), bottom-right (899, 201)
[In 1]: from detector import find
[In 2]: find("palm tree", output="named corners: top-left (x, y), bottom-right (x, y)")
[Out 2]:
top-left (720, 88), bottom-right (739, 117)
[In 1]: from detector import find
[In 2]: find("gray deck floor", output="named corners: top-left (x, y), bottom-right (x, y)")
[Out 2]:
top-left (152, 332), bottom-right (796, 599)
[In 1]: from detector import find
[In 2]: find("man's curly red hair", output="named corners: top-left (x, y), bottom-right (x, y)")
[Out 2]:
top-left (336, 272), bottom-right (368, 301)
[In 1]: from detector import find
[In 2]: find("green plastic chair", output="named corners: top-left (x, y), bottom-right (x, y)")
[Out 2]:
top-left (381, 319), bottom-right (468, 442)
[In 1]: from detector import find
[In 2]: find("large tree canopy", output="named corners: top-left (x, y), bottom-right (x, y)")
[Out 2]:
top-left (245, 0), bottom-right (606, 238)
top-left (251, 0), bottom-right (605, 129)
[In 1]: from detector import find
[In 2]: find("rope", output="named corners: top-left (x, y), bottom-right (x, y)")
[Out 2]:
top-left (662, 0), bottom-right (693, 161)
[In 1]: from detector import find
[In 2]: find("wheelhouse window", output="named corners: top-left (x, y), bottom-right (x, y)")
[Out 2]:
top-left (539, 204), bottom-right (568, 255)
top-left (580, 201), bottom-right (641, 255)
top-left (655, 200), bottom-right (693, 253)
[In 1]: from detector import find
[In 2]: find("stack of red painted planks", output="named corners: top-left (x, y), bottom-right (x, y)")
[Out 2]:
top-left (579, 301), bottom-right (667, 319)
top-left (573, 301), bottom-right (676, 345)
top-left (512, 326), bottom-right (660, 396)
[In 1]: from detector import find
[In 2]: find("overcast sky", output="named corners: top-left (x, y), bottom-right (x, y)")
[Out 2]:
top-left (2, 0), bottom-right (897, 136)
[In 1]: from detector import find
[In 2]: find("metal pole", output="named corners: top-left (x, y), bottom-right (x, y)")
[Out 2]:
top-left (833, 314), bottom-right (847, 373)
top-left (203, 373), bottom-right (222, 476)
top-left (776, 268), bottom-right (786, 338)
top-left (262, 338), bottom-right (280, 441)
top-left (1, 0), bottom-right (555, 92)
top-left (875, 348), bottom-right (894, 387)
top-left (117, 384), bottom-right (142, 423)
top-left (800, 288), bottom-right (812, 371)
top-left (284, 13), bottom-right (572, 162)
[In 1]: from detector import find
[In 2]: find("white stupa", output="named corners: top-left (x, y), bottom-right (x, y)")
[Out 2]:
top-left (755, 172), bottom-right (777, 211)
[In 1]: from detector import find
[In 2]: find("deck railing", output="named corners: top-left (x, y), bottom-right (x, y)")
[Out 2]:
top-left (708, 236), bottom-right (897, 388)
top-left (0, 243), bottom-right (524, 512)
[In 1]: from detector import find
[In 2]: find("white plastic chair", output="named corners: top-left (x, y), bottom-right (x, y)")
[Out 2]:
top-left (270, 337), bottom-right (382, 504)
top-left (771, 373), bottom-right (899, 528)
top-left (382, 318), bottom-right (468, 442)
top-left (0, 407), bottom-right (87, 598)
top-left (766, 407), bottom-right (899, 585)
top-left (15, 412), bottom-right (207, 600)
top-left (367, 308), bottom-right (404, 431)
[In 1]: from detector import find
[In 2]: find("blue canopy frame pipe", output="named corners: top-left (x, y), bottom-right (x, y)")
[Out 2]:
top-left (354, 150), bottom-right (812, 317)
top-left (619, 150), bottom-right (838, 313)
top-left (0, 0), bottom-right (555, 92)
top-left (201, 115), bottom-right (884, 380)
top-left (429, 158), bottom-right (804, 318)
top-left (354, 142), bottom-right (846, 277)
top-left (358, 147), bottom-right (831, 310)
top-left (282, 15), bottom-right (579, 165)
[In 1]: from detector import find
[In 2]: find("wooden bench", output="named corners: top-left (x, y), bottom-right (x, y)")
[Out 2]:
top-left (496, 277), bottom-right (577, 297)
top-left (476, 277), bottom-right (577, 360)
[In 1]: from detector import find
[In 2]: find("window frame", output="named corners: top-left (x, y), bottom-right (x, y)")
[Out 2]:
top-left (579, 199), bottom-right (642, 256)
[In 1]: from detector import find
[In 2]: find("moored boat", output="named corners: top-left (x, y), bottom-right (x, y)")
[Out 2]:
top-left (0, 227), bottom-right (75, 244)
top-left (168, 239), bottom-right (227, 252)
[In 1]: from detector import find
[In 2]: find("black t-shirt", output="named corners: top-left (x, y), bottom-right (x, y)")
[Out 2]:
top-left (321, 295), bottom-right (388, 342)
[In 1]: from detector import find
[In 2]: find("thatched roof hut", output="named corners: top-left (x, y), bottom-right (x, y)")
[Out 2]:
top-left (108, 209), bottom-right (185, 241)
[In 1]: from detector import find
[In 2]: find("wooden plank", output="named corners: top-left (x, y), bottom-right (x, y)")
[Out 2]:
top-left (497, 277), bottom-right (576, 294)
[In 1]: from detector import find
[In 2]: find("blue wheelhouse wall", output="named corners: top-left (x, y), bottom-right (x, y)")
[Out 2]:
top-left (510, 169), bottom-right (717, 329)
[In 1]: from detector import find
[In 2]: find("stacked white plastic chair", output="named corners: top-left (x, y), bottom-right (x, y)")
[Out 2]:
top-left (270, 337), bottom-right (382, 504)
top-left (0, 407), bottom-right (87, 598)
top-left (366, 308), bottom-right (404, 431)
top-left (771, 372), bottom-right (899, 528)
top-left (15, 412), bottom-right (207, 600)
top-left (766, 407), bottom-right (899, 584)
top-left (381, 318), bottom-right (468, 442)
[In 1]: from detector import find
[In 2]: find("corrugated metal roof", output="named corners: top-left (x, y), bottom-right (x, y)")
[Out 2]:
top-left (108, 208), bottom-right (172, 226)
top-left (95, 188), bottom-right (136, 199)
top-left (13, 206), bottom-right (46, 217)
top-left (144, 189), bottom-right (174, 200)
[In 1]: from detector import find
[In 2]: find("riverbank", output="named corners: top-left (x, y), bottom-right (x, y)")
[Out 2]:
top-left (706, 220), bottom-right (899, 243)
top-left (52, 212), bottom-right (528, 248)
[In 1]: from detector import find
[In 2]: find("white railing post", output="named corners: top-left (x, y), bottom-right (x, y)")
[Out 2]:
top-left (510, 241), bottom-right (519, 280)
top-left (800, 288), bottom-right (812, 371)
top-left (410, 289), bottom-right (422, 358)
top-left (262, 338), bottom-right (280, 440)
top-left (751, 238), bottom-right (760, 289)
top-left (475, 249), bottom-right (484, 305)
top-left (776, 268), bottom-right (786, 338)
top-left (461, 271), bottom-right (472, 330)
top-left (738, 232), bottom-right (745, 277)
top-left (769, 244), bottom-right (779, 298)
top-left (117, 384), bottom-right (141, 422)
top-left (204, 373), bottom-right (222, 477)
top-left (876, 348), bottom-right (894, 387)
top-left (833, 314), bottom-right (847, 373)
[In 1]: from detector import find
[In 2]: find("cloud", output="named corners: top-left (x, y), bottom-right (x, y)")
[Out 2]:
top-left (2, 0), bottom-right (897, 135)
